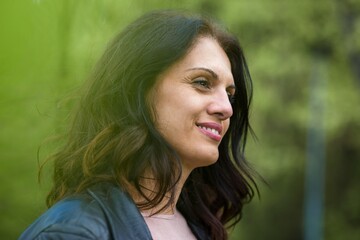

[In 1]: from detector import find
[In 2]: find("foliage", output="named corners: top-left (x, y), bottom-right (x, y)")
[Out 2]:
top-left (0, 0), bottom-right (359, 239)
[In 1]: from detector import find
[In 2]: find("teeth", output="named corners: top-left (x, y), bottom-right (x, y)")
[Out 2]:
top-left (198, 126), bottom-right (219, 135)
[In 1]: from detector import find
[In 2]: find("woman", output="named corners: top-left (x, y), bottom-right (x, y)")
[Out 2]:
top-left (20, 10), bottom-right (257, 240)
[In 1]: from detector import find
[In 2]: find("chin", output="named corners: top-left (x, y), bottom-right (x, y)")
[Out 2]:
top-left (180, 148), bottom-right (220, 169)
top-left (196, 154), bottom-right (219, 168)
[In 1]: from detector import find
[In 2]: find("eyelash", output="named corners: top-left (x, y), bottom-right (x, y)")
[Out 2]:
top-left (193, 79), bottom-right (211, 89)
top-left (192, 78), bottom-right (236, 104)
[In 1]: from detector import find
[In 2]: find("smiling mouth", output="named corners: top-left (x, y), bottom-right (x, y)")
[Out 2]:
top-left (196, 123), bottom-right (222, 141)
top-left (197, 125), bottom-right (220, 135)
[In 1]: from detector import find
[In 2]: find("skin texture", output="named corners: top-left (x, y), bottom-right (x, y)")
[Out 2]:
top-left (152, 36), bottom-right (235, 179)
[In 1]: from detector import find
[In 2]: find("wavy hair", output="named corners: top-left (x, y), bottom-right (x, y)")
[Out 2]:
top-left (43, 10), bottom-right (258, 240)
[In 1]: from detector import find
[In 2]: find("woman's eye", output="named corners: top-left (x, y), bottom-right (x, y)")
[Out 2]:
top-left (193, 79), bottom-right (211, 89)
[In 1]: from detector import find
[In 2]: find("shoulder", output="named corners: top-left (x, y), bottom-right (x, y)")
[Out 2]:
top-left (19, 191), bottom-right (110, 240)
top-left (19, 183), bottom-right (133, 240)
top-left (20, 183), bottom-right (152, 240)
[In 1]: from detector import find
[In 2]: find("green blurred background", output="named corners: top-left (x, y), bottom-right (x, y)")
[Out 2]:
top-left (1, 0), bottom-right (359, 239)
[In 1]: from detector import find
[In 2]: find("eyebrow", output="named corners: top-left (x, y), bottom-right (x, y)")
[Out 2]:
top-left (186, 67), bottom-right (236, 89)
top-left (186, 67), bottom-right (218, 79)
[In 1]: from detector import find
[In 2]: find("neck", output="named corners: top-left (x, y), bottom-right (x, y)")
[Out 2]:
top-left (128, 167), bottom-right (192, 215)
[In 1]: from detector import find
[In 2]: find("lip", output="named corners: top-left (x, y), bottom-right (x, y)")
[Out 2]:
top-left (196, 122), bottom-right (223, 142)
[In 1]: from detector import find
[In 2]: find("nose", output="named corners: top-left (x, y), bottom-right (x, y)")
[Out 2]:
top-left (207, 90), bottom-right (233, 120)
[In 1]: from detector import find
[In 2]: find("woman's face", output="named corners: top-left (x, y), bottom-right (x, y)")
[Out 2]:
top-left (151, 37), bottom-right (235, 172)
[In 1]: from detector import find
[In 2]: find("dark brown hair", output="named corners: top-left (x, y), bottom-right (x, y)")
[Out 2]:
top-left (43, 10), bottom-right (257, 240)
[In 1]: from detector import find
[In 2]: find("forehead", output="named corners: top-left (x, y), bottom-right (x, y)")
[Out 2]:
top-left (160, 37), bottom-right (234, 83)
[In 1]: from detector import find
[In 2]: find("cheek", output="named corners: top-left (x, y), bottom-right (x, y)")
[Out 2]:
top-left (152, 99), bottom-right (196, 147)
top-left (155, 101), bottom-right (188, 132)
top-left (152, 98), bottom-right (180, 134)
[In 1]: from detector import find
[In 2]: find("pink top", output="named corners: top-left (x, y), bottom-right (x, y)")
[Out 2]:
top-left (141, 209), bottom-right (197, 240)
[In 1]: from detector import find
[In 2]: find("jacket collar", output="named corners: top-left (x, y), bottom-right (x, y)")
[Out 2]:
top-left (87, 182), bottom-right (208, 240)
top-left (87, 183), bottom-right (153, 240)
